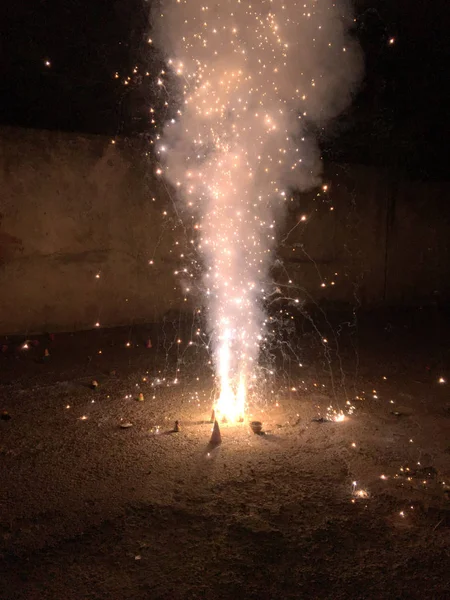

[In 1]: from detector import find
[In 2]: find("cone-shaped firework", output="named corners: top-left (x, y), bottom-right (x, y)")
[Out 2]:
top-left (209, 419), bottom-right (222, 445)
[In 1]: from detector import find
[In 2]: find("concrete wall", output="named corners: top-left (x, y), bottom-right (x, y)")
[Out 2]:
top-left (278, 163), bottom-right (450, 308)
top-left (277, 163), bottom-right (391, 306)
top-left (0, 127), bottom-right (184, 334)
top-left (0, 127), bottom-right (449, 334)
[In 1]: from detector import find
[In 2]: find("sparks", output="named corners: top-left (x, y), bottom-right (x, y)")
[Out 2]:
top-left (155, 0), bottom-right (361, 422)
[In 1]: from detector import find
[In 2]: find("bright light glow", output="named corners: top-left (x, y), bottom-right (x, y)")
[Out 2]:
top-left (353, 488), bottom-right (370, 499)
top-left (156, 1), bottom-right (361, 421)
top-left (332, 411), bottom-right (345, 422)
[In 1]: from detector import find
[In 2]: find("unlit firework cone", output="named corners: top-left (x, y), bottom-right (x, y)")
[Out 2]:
top-left (173, 420), bottom-right (180, 432)
top-left (137, 393), bottom-right (144, 401)
top-left (209, 420), bottom-right (222, 445)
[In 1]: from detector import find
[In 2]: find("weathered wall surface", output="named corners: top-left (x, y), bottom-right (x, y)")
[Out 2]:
top-left (0, 127), bottom-right (449, 334)
top-left (0, 127), bottom-right (184, 334)
top-left (278, 163), bottom-right (391, 307)
top-left (278, 163), bottom-right (450, 309)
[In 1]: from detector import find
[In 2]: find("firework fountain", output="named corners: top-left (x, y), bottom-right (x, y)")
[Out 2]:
top-left (154, 0), bottom-right (361, 422)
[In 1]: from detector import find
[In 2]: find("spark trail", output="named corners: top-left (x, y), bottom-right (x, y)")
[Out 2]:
top-left (154, 0), bottom-right (361, 421)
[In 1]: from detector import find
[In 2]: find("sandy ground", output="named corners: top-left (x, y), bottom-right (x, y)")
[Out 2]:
top-left (0, 314), bottom-right (449, 599)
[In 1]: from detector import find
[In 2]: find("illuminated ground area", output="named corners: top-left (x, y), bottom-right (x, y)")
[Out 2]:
top-left (0, 314), bottom-right (449, 599)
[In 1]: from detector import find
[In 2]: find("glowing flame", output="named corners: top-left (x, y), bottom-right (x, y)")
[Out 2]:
top-left (214, 335), bottom-right (246, 422)
top-left (333, 412), bottom-right (346, 422)
top-left (215, 380), bottom-right (245, 423)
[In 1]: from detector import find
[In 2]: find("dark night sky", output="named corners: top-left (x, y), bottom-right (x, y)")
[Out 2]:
top-left (0, 0), bottom-right (449, 179)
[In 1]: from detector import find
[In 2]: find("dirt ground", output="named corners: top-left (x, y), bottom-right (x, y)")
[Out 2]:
top-left (1, 311), bottom-right (449, 600)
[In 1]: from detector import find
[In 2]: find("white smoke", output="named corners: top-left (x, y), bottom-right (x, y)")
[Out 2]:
top-left (154, 0), bottom-right (362, 419)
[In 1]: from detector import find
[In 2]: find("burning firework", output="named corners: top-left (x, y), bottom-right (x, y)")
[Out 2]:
top-left (154, 0), bottom-right (361, 421)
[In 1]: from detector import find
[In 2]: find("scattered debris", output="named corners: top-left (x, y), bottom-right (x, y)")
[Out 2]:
top-left (391, 405), bottom-right (413, 417)
top-left (312, 417), bottom-right (331, 423)
top-left (353, 488), bottom-right (370, 499)
top-left (91, 380), bottom-right (99, 390)
top-left (412, 466), bottom-right (438, 480)
top-left (1, 410), bottom-right (11, 421)
top-left (120, 422), bottom-right (133, 429)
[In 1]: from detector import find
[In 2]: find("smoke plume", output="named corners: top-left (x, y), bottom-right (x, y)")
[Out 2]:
top-left (153, 0), bottom-right (362, 419)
